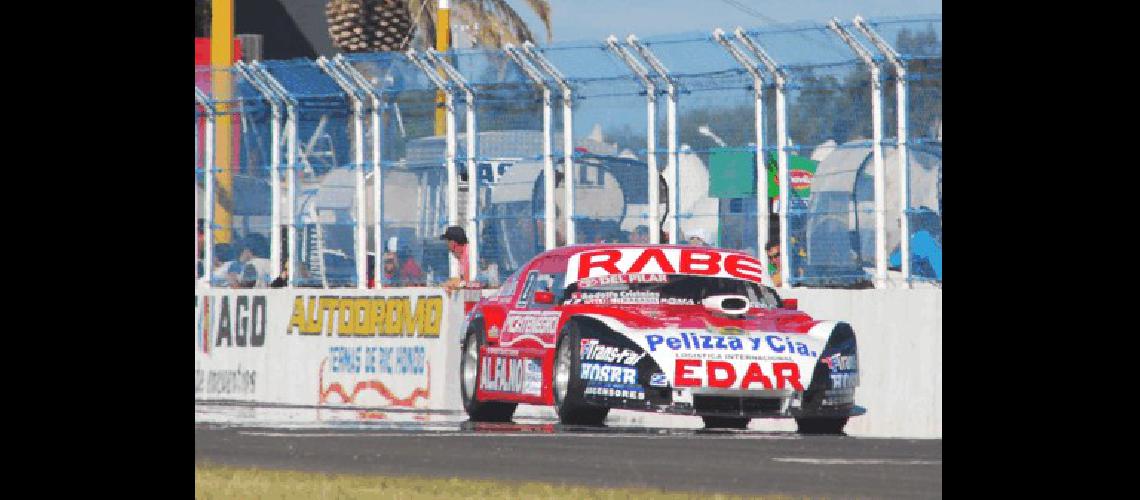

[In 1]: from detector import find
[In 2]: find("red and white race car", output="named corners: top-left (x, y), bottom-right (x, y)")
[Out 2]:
top-left (458, 244), bottom-right (863, 433)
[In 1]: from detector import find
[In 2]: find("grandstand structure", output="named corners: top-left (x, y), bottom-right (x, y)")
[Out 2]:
top-left (195, 15), bottom-right (941, 291)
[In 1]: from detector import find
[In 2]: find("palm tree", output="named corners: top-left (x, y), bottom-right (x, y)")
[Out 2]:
top-left (326, 0), bottom-right (552, 53)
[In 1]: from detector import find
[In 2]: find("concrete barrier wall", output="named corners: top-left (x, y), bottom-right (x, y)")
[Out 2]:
top-left (194, 289), bottom-right (466, 413)
top-left (781, 288), bottom-right (943, 438)
top-left (195, 287), bottom-right (941, 438)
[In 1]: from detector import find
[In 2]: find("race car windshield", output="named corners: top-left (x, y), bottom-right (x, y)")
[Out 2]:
top-left (562, 275), bottom-right (781, 309)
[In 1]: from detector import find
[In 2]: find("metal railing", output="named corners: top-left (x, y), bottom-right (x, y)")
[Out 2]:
top-left (194, 15), bottom-right (942, 290)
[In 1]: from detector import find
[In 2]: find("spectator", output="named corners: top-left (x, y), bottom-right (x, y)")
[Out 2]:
top-left (687, 228), bottom-right (710, 246)
top-left (270, 260), bottom-right (289, 288)
top-left (229, 234), bottom-right (273, 288)
top-left (479, 256), bottom-right (501, 288)
top-left (382, 250), bottom-right (424, 286)
top-left (440, 226), bottom-right (470, 293)
top-left (766, 240), bottom-right (782, 287)
top-left (631, 225), bottom-right (650, 244)
top-left (208, 242), bottom-right (237, 287)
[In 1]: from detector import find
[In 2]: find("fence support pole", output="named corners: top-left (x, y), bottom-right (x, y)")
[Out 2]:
top-left (426, 50), bottom-right (479, 283)
top-left (606, 36), bottom-right (660, 244)
top-left (505, 45), bottom-right (556, 250)
top-left (196, 88), bottom-right (215, 289)
top-left (334, 56), bottom-right (384, 289)
top-left (318, 56), bottom-right (369, 289)
top-left (828, 19), bottom-right (887, 289)
top-left (251, 62), bottom-right (298, 288)
top-left (736, 28), bottom-right (790, 288)
top-left (627, 35), bottom-right (679, 245)
top-left (855, 16), bottom-right (911, 288)
top-left (407, 49), bottom-right (459, 280)
top-left (235, 62), bottom-right (284, 281)
top-left (713, 28), bottom-right (771, 286)
top-left (525, 42), bottom-right (575, 245)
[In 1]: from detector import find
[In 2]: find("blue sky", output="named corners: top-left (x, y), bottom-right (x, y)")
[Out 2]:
top-left (511, 0), bottom-right (942, 44)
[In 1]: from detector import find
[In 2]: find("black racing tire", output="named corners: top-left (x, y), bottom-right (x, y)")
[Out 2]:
top-left (702, 416), bottom-right (751, 429)
top-left (551, 320), bottom-right (609, 426)
top-left (460, 319), bottom-right (517, 422)
top-left (795, 417), bottom-right (849, 435)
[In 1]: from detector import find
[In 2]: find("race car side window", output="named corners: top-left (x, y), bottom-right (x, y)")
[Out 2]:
top-left (526, 272), bottom-right (564, 310)
top-left (497, 270), bottom-right (520, 299)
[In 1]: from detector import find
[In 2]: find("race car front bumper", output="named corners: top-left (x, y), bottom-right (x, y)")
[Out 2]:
top-left (588, 385), bottom-right (866, 418)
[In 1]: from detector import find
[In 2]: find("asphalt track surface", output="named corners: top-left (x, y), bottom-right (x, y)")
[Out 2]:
top-left (196, 413), bottom-right (941, 498)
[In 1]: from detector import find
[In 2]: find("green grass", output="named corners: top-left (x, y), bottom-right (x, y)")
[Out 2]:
top-left (195, 463), bottom-right (794, 499)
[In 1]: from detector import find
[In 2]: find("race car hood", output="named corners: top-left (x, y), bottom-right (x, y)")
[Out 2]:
top-left (575, 309), bottom-right (837, 393)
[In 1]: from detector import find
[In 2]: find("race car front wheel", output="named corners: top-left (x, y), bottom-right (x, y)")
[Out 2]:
top-left (552, 321), bottom-right (609, 426)
top-left (795, 417), bottom-right (848, 435)
top-left (460, 320), bottom-right (516, 422)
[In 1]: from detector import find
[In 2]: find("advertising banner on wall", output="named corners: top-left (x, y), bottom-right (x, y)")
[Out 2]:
top-left (195, 288), bottom-right (463, 413)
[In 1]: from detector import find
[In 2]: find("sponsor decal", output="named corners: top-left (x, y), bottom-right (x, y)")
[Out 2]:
top-left (196, 297), bottom-right (211, 354)
top-left (318, 346), bottom-right (431, 407)
top-left (649, 372), bottom-right (669, 387)
top-left (580, 362), bottom-right (638, 385)
top-left (516, 271), bottom-right (539, 308)
top-left (195, 295), bottom-right (268, 350)
top-left (286, 295), bottom-right (443, 338)
top-left (645, 332), bottom-right (817, 358)
top-left (823, 354), bottom-right (858, 388)
top-left (326, 346), bottom-right (427, 376)
top-left (674, 359), bottom-right (804, 390)
top-left (566, 248), bottom-right (765, 286)
top-left (564, 290), bottom-right (695, 306)
top-left (580, 339), bottom-right (646, 365)
top-left (584, 385), bottom-right (644, 400)
top-left (822, 354), bottom-right (857, 372)
top-left (577, 273), bottom-right (668, 289)
top-left (480, 355), bottom-right (543, 396)
top-left (829, 373), bottom-right (859, 389)
top-left (195, 364), bottom-right (257, 396)
top-left (501, 310), bottom-right (561, 346)
top-left (790, 170), bottom-right (814, 191)
top-left (582, 362), bottom-right (645, 400)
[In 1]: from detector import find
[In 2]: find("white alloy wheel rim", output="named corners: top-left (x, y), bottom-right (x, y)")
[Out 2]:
top-left (463, 336), bottom-right (479, 400)
top-left (554, 340), bottom-right (572, 404)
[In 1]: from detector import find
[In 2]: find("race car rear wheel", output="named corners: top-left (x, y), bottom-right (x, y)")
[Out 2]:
top-left (552, 321), bottom-right (609, 426)
top-left (701, 416), bottom-right (750, 429)
top-left (795, 417), bottom-right (848, 435)
top-left (460, 320), bottom-right (517, 422)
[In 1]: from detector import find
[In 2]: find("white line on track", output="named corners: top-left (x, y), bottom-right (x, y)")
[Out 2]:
top-left (238, 431), bottom-right (801, 440)
top-left (773, 458), bottom-right (941, 465)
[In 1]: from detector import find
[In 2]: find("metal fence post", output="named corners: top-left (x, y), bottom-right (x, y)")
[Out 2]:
top-left (195, 88), bottom-right (215, 289)
top-left (250, 62), bottom-right (298, 288)
top-left (407, 49), bottom-right (460, 280)
top-left (506, 44), bottom-right (556, 250)
top-left (627, 35), bottom-right (680, 246)
top-left (317, 56), bottom-right (369, 289)
top-left (856, 17), bottom-right (911, 288)
top-left (713, 28), bottom-right (772, 286)
top-left (828, 19), bottom-right (888, 289)
top-left (523, 42), bottom-right (576, 245)
top-left (606, 35), bottom-right (660, 244)
top-left (736, 28), bottom-right (791, 289)
top-left (425, 50), bottom-right (479, 283)
top-left (334, 55), bottom-right (384, 289)
top-left (235, 62), bottom-right (284, 281)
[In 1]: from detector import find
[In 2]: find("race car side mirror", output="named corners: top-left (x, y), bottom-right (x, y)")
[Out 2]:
top-left (782, 298), bottom-right (798, 310)
top-left (534, 290), bottom-right (554, 304)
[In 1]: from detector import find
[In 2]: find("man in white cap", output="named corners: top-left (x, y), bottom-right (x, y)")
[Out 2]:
top-left (687, 228), bottom-right (710, 247)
